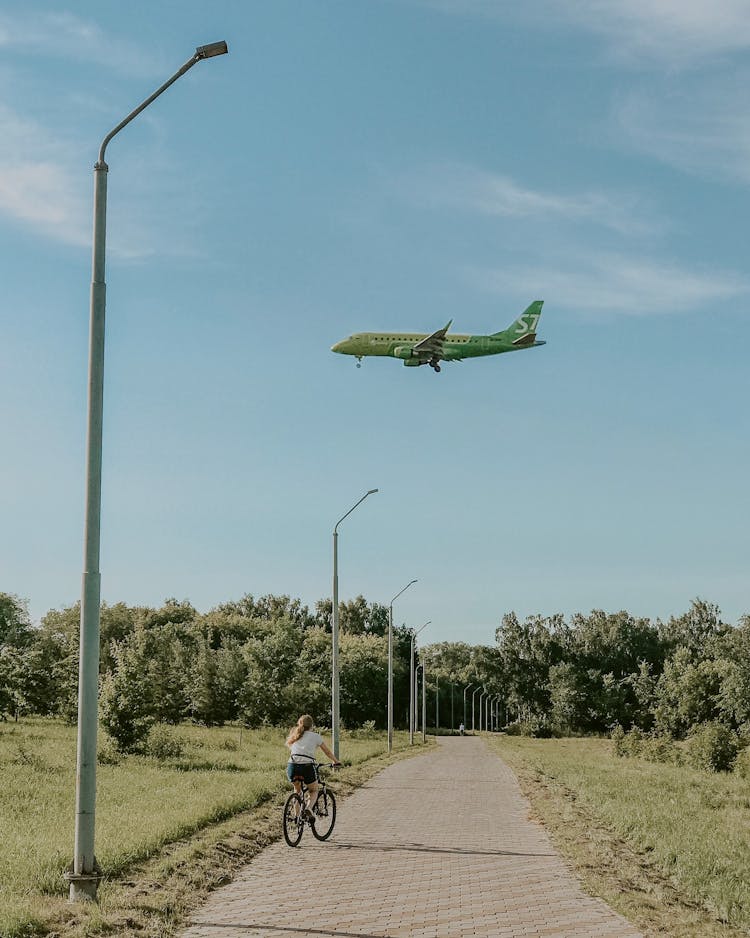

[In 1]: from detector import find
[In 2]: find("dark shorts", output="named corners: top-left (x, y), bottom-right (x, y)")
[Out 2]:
top-left (287, 761), bottom-right (316, 785)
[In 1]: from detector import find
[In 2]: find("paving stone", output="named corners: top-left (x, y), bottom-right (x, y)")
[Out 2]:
top-left (179, 737), bottom-right (642, 938)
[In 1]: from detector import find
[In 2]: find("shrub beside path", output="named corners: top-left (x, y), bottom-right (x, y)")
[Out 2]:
top-left (180, 736), bottom-right (641, 937)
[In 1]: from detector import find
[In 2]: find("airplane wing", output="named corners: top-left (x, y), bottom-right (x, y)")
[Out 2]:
top-left (412, 320), bottom-right (452, 358)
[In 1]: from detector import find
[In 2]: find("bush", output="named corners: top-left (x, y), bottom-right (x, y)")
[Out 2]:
top-left (733, 745), bottom-right (750, 779)
top-left (641, 734), bottom-right (682, 765)
top-left (97, 738), bottom-right (121, 765)
top-left (504, 719), bottom-right (552, 738)
top-left (146, 725), bottom-right (186, 760)
top-left (612, 726), bottom-right (681, 764)
top-left (356, 720), bottom-right (377, 738)
top-left (686, 721), bottom-right (739, 773)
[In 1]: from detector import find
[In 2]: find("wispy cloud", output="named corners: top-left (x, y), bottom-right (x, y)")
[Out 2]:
top-left (0, 11), bottom-right (165, 77)
top-left (546, 0), bottom-right (750, 66)
top-left (614, 77), bottom-right (750, 185)
top-left (410, 0), bottom-right (750, 66)
top-left (404, 162), bottom-right (662, 237)
top-left (471, 252), bottom-right (748, 316)
top-left (0, 104), bottom-right (88, 246)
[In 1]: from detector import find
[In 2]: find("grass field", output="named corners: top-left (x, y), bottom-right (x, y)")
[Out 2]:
top-left (487, 735), bottom-right (750, 937)
top-left (0, 718), bottom-right (426, 938)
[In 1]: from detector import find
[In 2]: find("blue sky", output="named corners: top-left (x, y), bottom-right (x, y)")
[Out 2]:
top-left (2, 1), bottom-right (749, 642)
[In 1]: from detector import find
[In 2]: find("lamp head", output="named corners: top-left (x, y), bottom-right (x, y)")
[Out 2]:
top-left (196, 41), bottom-right (229, 59)
top-left (367, 488), bottom-right (379, 495)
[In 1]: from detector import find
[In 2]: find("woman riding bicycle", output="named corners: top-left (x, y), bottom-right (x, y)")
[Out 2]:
top-left (286, 714), bottom-right (340, 817)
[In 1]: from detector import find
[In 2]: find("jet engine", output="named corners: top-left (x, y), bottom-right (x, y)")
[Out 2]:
top-left (393, 345), bottom-right (415, 360)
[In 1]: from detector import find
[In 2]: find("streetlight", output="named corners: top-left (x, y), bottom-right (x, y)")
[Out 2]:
top-left (332, 488), bottom-right (378, 760)
top-left (67, 41), bottom-right (228, 904)
top-left (472, 685), bottom-right (481, 731)
top-left (435, 671), bottom-right (439, 731)
top-left (410, 621), bottom-right (429, 745)
top-left (463, 682), bottom-right (473, 730)
top-left (450, 680), bottom-right (455, 732)
top-left (388, 578), bottom-right (417, 752)
top-left (414, 661), bottom-right (424, 742)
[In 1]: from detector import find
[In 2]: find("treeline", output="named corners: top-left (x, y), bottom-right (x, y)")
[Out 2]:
top-left (466, 599), bottom-right (748, 740)
top-left (2, 592), bottom-right (749, 757)
top-left (393, 599), bottom-right (750, 747)
top-left (0, 592), bottom-right (414, 750)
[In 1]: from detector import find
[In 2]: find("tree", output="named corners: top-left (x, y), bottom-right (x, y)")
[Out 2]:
top-left (99, 628), bottom-right (158, 751)
top-left (548, 662), bottom-right (587, 734)
top-left (653, 646), bottom-right (723, 738)
top-left (0, 593), bottom-right (32, 647)
top-left (659, 599), bottom-right (729, 661)
top-left (340, 633), bottom-right (388, 727)
top-left (715, 618), bottom-right (750, 728)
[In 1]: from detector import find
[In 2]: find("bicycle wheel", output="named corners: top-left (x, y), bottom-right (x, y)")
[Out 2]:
top-left (283, 792), bottom-right (305, 847)
top-left (311, 789), bottom-right (336, 840)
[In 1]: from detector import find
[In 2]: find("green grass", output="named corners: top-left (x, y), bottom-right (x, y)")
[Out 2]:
top-left (0, 718), bottom-right (423, 938)
top-left (487, 735), bottom-right (750, 936)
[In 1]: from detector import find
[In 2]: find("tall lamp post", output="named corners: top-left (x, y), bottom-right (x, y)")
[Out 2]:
top-left (472, 685), bottom-right (481, 732)
top-left (463, 682), bottom-right (473, 730)
top-left (410, 621), bottom-right (430, 744)
top-left (435, 671), bottom-right (439, 731)
top-left (68, 41), bottom-right (228, 904)
top-left (332, 488), bottom-right (378, 760)
top-left (388, 578), bottom-right (417, 751)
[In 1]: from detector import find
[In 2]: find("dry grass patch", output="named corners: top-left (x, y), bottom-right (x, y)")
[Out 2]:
top-left (487, 735), bottom-right (750, 938)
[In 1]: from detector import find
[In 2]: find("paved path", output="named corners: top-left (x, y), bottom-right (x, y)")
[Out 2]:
top-left (181, 737), bottom-right (641, 937)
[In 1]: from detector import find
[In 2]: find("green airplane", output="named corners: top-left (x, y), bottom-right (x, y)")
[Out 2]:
top-left (331, 300), bottom-right (545, 373)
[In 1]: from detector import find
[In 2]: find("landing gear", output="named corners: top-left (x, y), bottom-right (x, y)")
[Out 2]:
top-left (356, 357), bottom-right (362, 369)
top-left (429, 357), bottom-right (441, 373)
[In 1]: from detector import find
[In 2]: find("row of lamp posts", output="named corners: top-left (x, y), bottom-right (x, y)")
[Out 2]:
top-left (331, 487), bottom-right (425, 759)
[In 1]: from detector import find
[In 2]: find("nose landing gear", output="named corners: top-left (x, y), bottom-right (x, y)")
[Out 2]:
top-left (356, 357), bottom-right (362, 368)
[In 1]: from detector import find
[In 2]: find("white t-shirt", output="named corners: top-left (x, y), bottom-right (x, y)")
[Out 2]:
top-left (288, 730), bottom-right (323, 762)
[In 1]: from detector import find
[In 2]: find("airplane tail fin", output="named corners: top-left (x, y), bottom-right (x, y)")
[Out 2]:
top-left (492, 300), bottom-right (544, 346)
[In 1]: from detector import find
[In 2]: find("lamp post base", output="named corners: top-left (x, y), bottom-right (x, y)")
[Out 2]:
top-left (64, 865), bottom-right (102, 901)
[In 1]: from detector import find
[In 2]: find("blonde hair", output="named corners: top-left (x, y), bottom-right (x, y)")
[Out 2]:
top-left (286, 714), bottom-right (314, 746)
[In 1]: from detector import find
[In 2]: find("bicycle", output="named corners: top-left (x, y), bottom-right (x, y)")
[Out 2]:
top-left (283, 760), bottom-right (337, 847)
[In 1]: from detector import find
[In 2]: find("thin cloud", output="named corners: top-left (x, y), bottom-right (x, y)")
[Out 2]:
top-left (405, 163), bottom-right (661, 237)
top-left (410, 0), bottom-right (750, 65)
top-left (0, 11), bottom-right (165, 77)
top-left (471, 252), bottom-right (748, 316)
top-left (0, 105), bottom-right (88, 246)
top-left (548, 0), bottom-right (750, 66)
top-left (614, 81), bottom-right (750, 185)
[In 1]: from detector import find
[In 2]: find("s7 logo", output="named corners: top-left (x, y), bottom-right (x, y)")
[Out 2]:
top-left (516, 313), bottom-right (540, 334)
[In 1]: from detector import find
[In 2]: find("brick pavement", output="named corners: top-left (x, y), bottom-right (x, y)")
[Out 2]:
top-left (180, 736), bottom-right (642, 937)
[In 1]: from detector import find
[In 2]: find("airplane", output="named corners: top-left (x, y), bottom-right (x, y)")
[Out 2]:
top-left (331, 300), bottom-right (545, 373)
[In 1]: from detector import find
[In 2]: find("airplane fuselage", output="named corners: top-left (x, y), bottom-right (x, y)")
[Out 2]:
top-left (331, 301), bottom-right (546, 372)
top-left (331, 331), bottom-right (545, 364)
